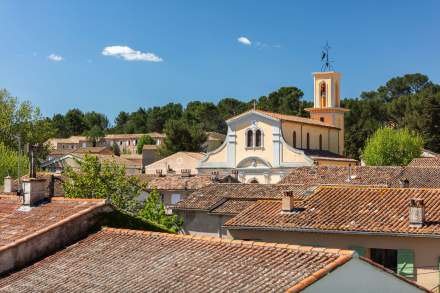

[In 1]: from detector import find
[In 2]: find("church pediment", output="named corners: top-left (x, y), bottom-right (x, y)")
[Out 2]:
top-left (237, 157), bottom-right (272, 169)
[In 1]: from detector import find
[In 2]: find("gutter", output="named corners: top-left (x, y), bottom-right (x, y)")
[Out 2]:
top-left (224, 225), bottom-right (440, 239)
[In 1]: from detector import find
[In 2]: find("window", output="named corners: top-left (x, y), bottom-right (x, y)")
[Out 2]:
top-left (306, 133), bottom-right (310, 149)
top-left (171, 193), bottom-right (181, 205)
top-left (246, 129), bottom-right (253, 147)
top-left (255, 129), bottom-right (262, 147)
top-left (320, 117), bottom-right (324, 122)
top-left (319, 134), bottom-right (323, 151)
top-left (293, 131), bottom-right (297, 148)
top-left (320, 82), bottom-right (327, 108)
top-left (370, 248), bottom-right (397, 272)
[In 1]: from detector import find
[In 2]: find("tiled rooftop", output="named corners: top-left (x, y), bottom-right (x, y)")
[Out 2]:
top-left (225, 186), bottom-right (440, 237)
top-left (0, 195), bottom-right (106, 248)
top-left (138, 174), bottom-right (215, 190)
top-left (174, 183), bottom-right (310, 212)
top-left (278, 166), bottom-right (440, 188)
top-left (0, 228), bottom-right (354, 292)
top-left (408, 157), bottom-right (440, 168)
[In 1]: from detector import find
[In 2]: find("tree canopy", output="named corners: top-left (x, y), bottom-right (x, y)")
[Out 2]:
top-left (362, 127), bottom-right (423, 166)
top-left (136, 134), bottom-right (156, 154)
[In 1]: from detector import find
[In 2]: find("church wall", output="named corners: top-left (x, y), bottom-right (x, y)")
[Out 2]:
top-left (203, 142), bottom-right (227, 163)
top-left (235, 120), bottom-right (274, 166)
top-left (300, 124), bottom-right (331, 151)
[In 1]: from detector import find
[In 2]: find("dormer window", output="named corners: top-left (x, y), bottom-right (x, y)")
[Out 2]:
top-left (246, 128), bottom-right (263, 149)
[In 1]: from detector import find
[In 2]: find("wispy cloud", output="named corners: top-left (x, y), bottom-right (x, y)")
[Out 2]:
top-left (102, 45), bottom-right (163, 62)
top-left (48, 53), bottom-right (63, 62)
top-left (237, 36), bottom-right (252, 46)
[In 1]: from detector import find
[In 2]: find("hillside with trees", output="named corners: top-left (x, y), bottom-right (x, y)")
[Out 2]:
top-left (0, 73), bottom-right (438, 168)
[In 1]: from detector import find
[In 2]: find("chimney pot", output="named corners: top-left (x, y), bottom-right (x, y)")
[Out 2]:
top-left (155, 169), bottom-right (163, 176)
top-left (3, 176), bottom-right (13, 193)
top-left (211, 171), bottom-right (219, 182)
top-left (409, 198), bottom-right (425, 228)
top-left (282, 191), bottom-right (295, 212)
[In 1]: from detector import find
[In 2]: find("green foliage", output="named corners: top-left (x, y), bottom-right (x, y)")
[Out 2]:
top-left (111, 143), bottom-right (121, 156)
top-left (362, 127), bottom-right (423, 166)
top-left (159, 118), bottom-right (207, 156)
top-left (100, 209), bottom-right (174, 233)
top-left (136, 134), bottom-right (156, 154)
top-left (184, 101), bottom-right (226, 133)
top-left (0, 89), bottom-right (55, 150)
top-left (0, 143), bottom-right (29, 179)
top-left (84, 125), bottom-right (105, 147)
top-left (256, 86), bottom-right (312, 116)
top-left (344, 73), bottom-right (440, 158)
top-left (138, 188), bottom-right (183, 232)
top-left (62, 155), bottom-right (141, 212)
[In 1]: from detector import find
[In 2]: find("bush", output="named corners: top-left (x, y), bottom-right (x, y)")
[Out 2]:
top-left (0, 143), bottom-right (29, 179)
top-left (362, 127), bottom-right (423, 166)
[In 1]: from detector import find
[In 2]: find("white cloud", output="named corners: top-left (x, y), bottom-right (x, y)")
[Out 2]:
top-left (237, 36), bottom-right (252, 46)
top-left (48, 54), bottom-right (63, 62)
top-left (102, 45), bottom-right (163, 62)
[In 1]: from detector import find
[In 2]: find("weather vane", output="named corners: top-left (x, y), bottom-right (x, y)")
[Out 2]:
top-left (321, 41), bottom-right (333, 71)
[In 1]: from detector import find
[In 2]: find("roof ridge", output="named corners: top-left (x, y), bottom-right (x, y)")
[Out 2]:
top-left (100, 227), bottom-right (353, 256)
top-left (319, 185), bottom-right (440, 191)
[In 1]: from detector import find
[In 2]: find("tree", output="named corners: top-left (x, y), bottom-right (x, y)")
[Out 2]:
top-left (256, 87), bottom-right (312, 116)
top-left (84, 125), bottom-right (105, 147)
top-left (159, 119), bottom-right (207, 156)
top-left (136, 134), bottom-right (156, 154)
top-left (51, 114), bottom-right (70, 138)
top-left (138, 188), bottom-right (183, 231)
top-left (0, 143), bottom-right (29, 179)
top-left (147, 103), bottom-right (183, 132)
top-left (362, 127), bottom-right (423, 166)
top-left (64, 108), bottom-right (86, 136)
top-left (184, 101), bottom-right (225, 133)
top-left (217, 98), bottom-right (249, 121)
top-left (83, 111), bottom-right (109, 131)
top-left (62, 155), bottom-right (141, 212)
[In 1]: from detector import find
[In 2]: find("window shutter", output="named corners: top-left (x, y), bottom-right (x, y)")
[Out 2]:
top-left (397, 249), bottom-right (414, 278)
top-left (348, 246), bottom-right (365, 257)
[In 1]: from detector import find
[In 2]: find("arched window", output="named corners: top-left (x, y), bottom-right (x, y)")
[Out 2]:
top-left (246, 129), bottom-right (253, 147)
top-left (293, 131), bottom-right (297, 148)
top-left (320, 82), bottom-right (327, 108)
top-left (319, 134), bottom-right (323, 151)
top-left (306, 133), bottom-right (310, 149)
top-left (255, 129), bottom-right (262, 147)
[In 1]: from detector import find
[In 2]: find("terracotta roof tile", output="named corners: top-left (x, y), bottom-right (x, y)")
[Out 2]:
top-left (256, 109), bottom-right (340, 129)
top-left (0, 228), bottom-right (353, 292)
top-left (0, 195), bottom-right (106, 249)
top-left (174, 183), bottom-right (310, 211)
top-left (225, 186), bottom-right (440, 237)
top-left (408, 157), bottom-right (440, 168)
top-left (279, 166), bottom-right (440, 188)
top-left (138, 174), bottom-right (214, 190)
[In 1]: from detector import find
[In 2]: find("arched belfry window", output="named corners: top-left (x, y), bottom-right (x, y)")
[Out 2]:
top-left (306, 133), bottom-right (310, 149)
top-left (319, 134), bottom-right (323, 151)
top-left (293, 131), bottom-right (297, 148)
top-left (320, 82), bottom-right (327, 108)
top-left (255, 129), bottom-right (262, 147)
top-left (246, 129), bottom-right (253, 147)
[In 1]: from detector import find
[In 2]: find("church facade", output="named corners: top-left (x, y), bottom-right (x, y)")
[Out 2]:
top-left (198, 71), bottom-right (357, 184)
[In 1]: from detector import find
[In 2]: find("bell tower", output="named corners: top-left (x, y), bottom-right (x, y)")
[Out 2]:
top-left (305, 71), bottom-right (349, 155)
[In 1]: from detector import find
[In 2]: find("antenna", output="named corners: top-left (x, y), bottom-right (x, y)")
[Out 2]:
top-left (321, 41), bottom-right (333, 71)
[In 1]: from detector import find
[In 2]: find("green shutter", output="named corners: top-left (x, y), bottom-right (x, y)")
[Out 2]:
top-left (348, 246), bottom-right (365, 257)
top-left (397, 249), bottom-right (414, 278)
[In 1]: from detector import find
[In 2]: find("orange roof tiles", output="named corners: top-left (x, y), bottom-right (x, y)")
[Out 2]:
top-left (0, 195), bottom-right (106, 248)
top-left (225, 186), bottom-right (440, 237)
top-left (0, 228), bottom-right (355, 292)
top-left (409, 157), bottom-right (440, 168)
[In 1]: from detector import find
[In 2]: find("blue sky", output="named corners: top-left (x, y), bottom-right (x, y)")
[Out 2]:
top-left (0, 1), bottom-right (439, 123)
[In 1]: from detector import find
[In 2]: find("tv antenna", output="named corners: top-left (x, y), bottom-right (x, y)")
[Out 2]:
top-left (321, 41), bottom-right (333, 71)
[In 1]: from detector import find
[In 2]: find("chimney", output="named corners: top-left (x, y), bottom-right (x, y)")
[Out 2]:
top-left (399, 179), bottom-right (410, 188)
top-left (409, 198), bottom-right (425, 228)
top-left (282, 191), bottom-right (295, 213)
top-left (232, 169), bottom-right (239, 181)
top-left (155, 169), bottom-right (163, 177)
top-left (181, 169), bottom-right (191, 177)
top-left (21, 178), bottom-right (48, 206)
top-left (3, 176), bottom-right (13, 193)
top-left (347, 165), bottom-right (352, 182)
top-left (211, 171), bottom-right (219, 182)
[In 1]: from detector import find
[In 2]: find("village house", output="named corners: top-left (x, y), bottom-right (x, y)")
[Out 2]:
top-left (173, 183), bottom-right (310, 237)
top-left (138, 172), bottom-right (238, 210)
top-left (144, 151), bottom-right (206, 175)
top-left (0, 228), bottom-right (429, 292)
top-left (198, 71), bottom-right (358, 184)
top-left (224, 186), bottom-right (440, 290)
